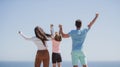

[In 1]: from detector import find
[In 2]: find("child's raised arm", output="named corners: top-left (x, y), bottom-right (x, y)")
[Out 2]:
top-left (88, 13), bottom-right (99, 29)
top-left (59, 24), bottom-right (70, 38)
top-left (50, 24), bottom-right (54, 38)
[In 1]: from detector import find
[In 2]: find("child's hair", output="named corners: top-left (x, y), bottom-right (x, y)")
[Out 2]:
top-left (54, 33), bottom-right (62, 41)
top-left (75, 19), bottom-right (82, 28)
top-left (34, 26), bottom-right (51, 46)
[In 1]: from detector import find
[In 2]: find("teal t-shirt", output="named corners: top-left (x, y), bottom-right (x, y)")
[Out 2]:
top-left (68, 27), bottom-right (89, 51)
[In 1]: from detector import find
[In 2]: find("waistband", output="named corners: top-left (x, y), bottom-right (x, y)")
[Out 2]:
top-left (52, 52), bottom-right (61, 54)
top-left (37, 50), bottom-right (48, 52)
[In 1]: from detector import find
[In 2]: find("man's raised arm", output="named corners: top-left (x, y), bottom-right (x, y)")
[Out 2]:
top-left (88, 13), bottom-right (99, 29)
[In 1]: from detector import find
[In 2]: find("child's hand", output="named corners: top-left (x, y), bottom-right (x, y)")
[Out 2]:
top-left (50, 24), bottom-right (53, 28)
top-left (59, 24), bottom-right (62, 28)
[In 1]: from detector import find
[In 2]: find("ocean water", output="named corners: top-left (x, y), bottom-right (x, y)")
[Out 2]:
top-left (0, 61), bottom-right (120, 67)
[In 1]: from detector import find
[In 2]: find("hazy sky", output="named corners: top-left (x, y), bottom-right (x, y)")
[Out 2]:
top-left (0, 0), bottom-right (120, 62)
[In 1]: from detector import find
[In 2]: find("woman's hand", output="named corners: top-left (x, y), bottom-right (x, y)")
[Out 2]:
top-left (50, 24), bottom-right (53, 28)
top-left (18, 31), bottom-right (22, 34)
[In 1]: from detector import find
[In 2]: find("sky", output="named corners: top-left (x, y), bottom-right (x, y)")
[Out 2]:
top-left (0, 0), bottom-right (120, 62)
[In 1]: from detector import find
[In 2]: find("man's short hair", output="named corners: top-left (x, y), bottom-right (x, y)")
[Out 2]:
top-left (75, 19), bottom-right (82, 28)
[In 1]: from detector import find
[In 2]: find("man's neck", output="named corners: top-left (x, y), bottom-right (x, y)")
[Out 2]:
top-left (76, 27), bottom-right (80, 30)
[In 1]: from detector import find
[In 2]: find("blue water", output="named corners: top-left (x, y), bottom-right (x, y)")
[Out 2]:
top-left (0, 61), bottom-right (120, 67)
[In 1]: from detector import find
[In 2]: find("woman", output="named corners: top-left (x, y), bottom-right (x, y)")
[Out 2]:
top-left (19, 26), bottom-right (51, 67)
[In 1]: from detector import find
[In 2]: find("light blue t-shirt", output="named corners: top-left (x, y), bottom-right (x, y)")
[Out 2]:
top-left (68, 27), bottom-right (89, 51)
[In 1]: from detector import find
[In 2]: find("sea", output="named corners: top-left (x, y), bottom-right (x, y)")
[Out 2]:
top-left (0, 61), bottom-right (120, 67)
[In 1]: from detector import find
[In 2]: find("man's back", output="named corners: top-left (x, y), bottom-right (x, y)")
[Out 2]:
top-left (68, 27), bottom-right (89, 51)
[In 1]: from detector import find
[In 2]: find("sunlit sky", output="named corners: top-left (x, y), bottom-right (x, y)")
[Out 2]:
top-left (0, 0), bottom-right (120, 62)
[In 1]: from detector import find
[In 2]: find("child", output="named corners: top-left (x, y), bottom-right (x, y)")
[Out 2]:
top-left (59, 13), bottom-right (99, 67)
top-left (50, 24), bottom-right (62, 67)
top-left (19, 26), bottom-right (51, 67)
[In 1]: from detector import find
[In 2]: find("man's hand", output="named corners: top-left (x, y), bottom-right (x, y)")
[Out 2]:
top-left (59, 24), bottom-right (62, 29)
top-left (96, 13), bottom-right (99, 17)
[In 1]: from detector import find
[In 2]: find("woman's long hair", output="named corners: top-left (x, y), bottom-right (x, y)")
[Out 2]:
top-left (34, 26), bottom-right (51, 46)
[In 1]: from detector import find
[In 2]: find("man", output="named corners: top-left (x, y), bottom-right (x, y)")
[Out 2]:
top-left (59, 13), bottom-right (99, 67)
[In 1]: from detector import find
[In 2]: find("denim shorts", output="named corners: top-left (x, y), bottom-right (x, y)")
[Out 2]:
top-left (71, 50), bottom-right (87, 65)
